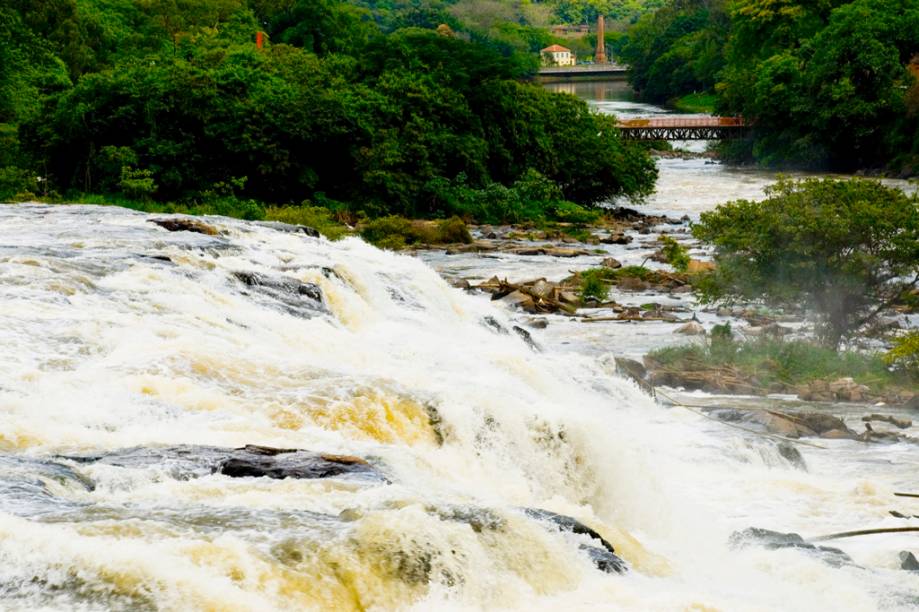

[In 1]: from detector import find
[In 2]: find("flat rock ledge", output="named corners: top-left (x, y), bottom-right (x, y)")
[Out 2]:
top-left (64, 444), bottom-right (386, 482)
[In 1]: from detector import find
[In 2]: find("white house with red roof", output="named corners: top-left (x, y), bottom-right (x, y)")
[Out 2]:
top-left (540, 44), bottom-right (576, 67)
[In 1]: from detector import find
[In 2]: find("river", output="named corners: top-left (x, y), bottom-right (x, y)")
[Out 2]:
top-left (0, 83), bottom-right (917, 610)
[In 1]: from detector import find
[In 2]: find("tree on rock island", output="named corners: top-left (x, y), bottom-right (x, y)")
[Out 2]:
top-left (692, 178), bottom-right (919, 348)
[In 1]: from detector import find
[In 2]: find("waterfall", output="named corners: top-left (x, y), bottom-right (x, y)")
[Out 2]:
top-left (0, 204), bottom-right (914, 610)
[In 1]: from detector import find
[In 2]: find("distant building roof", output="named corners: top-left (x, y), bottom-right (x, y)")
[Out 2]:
top-left (541, 44), bottom-right (571, 53)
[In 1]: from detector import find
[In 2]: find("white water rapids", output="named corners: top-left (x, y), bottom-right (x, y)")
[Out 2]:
top-left (0, 203), bottom-right (917, 610)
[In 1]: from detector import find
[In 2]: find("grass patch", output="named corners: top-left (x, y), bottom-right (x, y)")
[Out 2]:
top-left (647, 329), bottom-right (912, 391)
top-left (264, 205), bottom-right (350, 240)
top-left (672, 92), bottom-right (718, 114)
top-left (54, 193), bottom-right (268, 219)
top-left (580, 268), bottom-right (612, 302)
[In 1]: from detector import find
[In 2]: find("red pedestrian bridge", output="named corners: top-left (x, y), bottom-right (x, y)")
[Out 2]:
top-left (617, 116), bottom-right (749, 140)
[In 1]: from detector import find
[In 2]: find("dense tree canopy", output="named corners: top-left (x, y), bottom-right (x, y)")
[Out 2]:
top-left (0, 0), bottom-right (656, 218)
top-left (620, 0), bottom-right (919, 172)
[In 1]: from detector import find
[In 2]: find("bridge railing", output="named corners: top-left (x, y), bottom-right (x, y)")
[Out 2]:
top-left (617, 116), bottom-right (746, 128)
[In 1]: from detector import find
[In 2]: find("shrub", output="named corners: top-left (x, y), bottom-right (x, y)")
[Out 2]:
top-left (885, 331), bottom-right (919, 374)
top-left (118, 167), bottom-right (157, 201)
top-left (360, 215), bottom-right (472, 249)
top-left (0, 166), bottom-right (37, 201)
top-left (550, 200), bottom-right (600, 224)
top-left (436, 216), bottom-right (473, 244)
top-left (361, 216), bottom-right (414, 248)
top-left (659, 235), bottom-right (689, 272)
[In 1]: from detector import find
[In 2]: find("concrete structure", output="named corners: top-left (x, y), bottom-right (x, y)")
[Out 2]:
top-left (536, 64), bottom-right (628, 81)
top-left (541, 44), bottom-right (576, 67)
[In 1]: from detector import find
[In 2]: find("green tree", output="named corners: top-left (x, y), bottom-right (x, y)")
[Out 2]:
top-left (692, 178), bottom-right (919, 347)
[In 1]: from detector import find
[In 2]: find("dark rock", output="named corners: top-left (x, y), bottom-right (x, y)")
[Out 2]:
top-left (63, 445), bottom-right (385, 483)
top-left (863, 414), bottom-right (912, 429)
top-left (729, 527), bottom-right (853, 567)
top-left (255, 220), bottom-right (320, 237)
top-left (220, 450), bottom-right (371, 480)
top-left (451, 279), bottom-right (471, 290)
top-left (600, 257), bottom-right (622, 269)
top-left (149, 218), bottom-right (219, 236)
top-left (232, 271), bottom-right (326, 317)
top-left (432, 505), bottom-right (506, 533)
top-left (900, 551), bottom-right (919, 571)
top-left (776, 442), bottom-right (807, 470)
top-left (600, 234), bottom-right (632, 245)
top-left (512, 325), bottom-right (541, 351)
top-left (482, 315), bottom-right (508, 334)
top-left (891, 510), bottom-right (909, 518)
top-left (525, 317), bottom-right (549, 329)
top-left (524, 508), bottom-right (627, 573)
top-left (142, 254), bottom-right (174, 263)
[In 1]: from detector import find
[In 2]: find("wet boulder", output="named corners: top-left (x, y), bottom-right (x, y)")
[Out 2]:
top-left (482, 315), bottom-right (508, 334)
top-left (499, 290), bottom-right (537, 313)
top-left (675, 321), bottom-right (705, 335)
top-left (512, 325), bottom-right (541, 351)
top-left (862, 414), bottom-right (912, 429)
top-left (220, 446), bottom-right (375, 480)
top-left (707, 408), bottom-right (855, 440)
top-left (776, 442), bottom-right (807, 470)
top-left (729, 527), bottom-right (853, 567)
top-left (614, 357), bottom-right (654, 396)
top-left (900, 551), bottom-right (919, 571)
top-left (524, 508), bottom-right (627, 574)
top-left (600, 233), bottom-right (631, 245)
top-left (525, 317), bottom-right (549, 329)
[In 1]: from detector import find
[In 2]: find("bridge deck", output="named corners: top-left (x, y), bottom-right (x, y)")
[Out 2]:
top-left (538, 64), bottom-right (629, 75)
top-left (616, 117), bottom-right (748, 140)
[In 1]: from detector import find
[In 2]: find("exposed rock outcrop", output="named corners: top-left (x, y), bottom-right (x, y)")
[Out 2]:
top-left (729, 527), bottom-right (853, 567)
top-left (149, 217), bottom-right (219, 236)
top-left (524, 508), bottom-right (627, 574)
top-left (64, 445), bottom-right (386, 482)
top-left (232, 270), bottom-right (326, 317)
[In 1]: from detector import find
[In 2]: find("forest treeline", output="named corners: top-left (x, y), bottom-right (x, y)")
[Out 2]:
top-left (618, 0), bottom-right (919, 172)
top-left (0, 0), bottom-right (656, 221)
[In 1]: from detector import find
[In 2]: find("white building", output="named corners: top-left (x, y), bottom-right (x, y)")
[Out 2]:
top-left (541, 44), bottom-right (576, 67)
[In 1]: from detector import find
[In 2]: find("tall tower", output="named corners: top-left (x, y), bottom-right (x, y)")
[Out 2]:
top-left (595, 15), bottom-right (607, 64)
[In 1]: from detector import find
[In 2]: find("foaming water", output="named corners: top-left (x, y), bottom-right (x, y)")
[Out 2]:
top-left (0, 204), bottom-right (917, 610)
